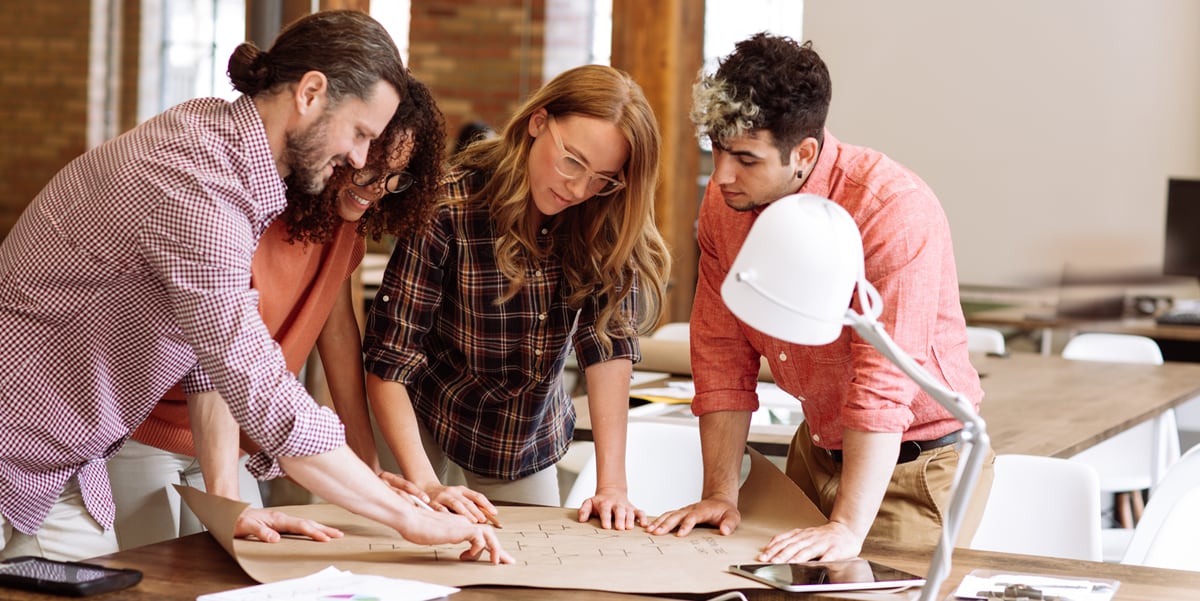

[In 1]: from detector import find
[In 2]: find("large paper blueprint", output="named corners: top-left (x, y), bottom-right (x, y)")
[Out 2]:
top-left (180, 448), bottom-right (827, 594)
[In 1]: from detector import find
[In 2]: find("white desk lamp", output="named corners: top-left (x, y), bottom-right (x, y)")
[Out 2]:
top-left (721, 193), bottom-right (989, 601)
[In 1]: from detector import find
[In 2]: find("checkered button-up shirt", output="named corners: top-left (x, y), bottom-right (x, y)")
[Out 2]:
top-left (363, 168), bottom-right (640, 480)
top-left (0, 96), bottom-right (345, 535)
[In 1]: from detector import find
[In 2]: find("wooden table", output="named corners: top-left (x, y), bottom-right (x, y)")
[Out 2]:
top-left (967, 306), bottom-right (1200, 356)
top-left (7, 531), bottom-right (1200, 601)
top-left (575, 352), bottom-right (1200, 459)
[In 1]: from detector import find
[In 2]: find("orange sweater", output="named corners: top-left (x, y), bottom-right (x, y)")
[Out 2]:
top-left (130, 220), bottom-right (365, 456)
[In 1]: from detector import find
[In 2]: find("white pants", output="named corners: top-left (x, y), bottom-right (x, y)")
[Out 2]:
top-left (417, 421), bottom-right (561, 507)
top-left (107, 439), bottom-right (262, 550)
top-left (1, 477), bottom-right (118, 561)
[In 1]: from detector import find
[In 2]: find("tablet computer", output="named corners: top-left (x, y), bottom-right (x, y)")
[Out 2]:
top-left (728, 559), bottom-right (925, 592)
top-left (0, 556), bottom-right (142, 597)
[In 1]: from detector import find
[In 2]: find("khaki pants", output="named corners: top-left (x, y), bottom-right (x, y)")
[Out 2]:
top-left (1, 478), bottom-right (118, 561)
top-left (785, 422), bottom-right (994, 547)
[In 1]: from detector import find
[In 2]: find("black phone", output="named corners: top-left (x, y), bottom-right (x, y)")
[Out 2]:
top-left (0, 556), bottom-right (142, 597)
top-left (728, 559), bottom-right (925, 592)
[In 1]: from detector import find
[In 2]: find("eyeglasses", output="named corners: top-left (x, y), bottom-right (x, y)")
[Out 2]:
top-left (546, 114), bottom-right (626, 197)
top-left (351, 168), bottom-right (415, 195)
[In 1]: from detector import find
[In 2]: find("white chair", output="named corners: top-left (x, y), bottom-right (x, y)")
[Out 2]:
top-left (1120, 444), bottom-right (1200, 571)
top-left (966, 326), bottom-right (1006, 355)
top-left (1063, 333), bottom-right (1181, 531)
top-left (970, 454), bottom-right (1103, 561)
top-left (650, 321), bottom-right (691, 341)
top-left (562, 421), bottom-right (704, 517)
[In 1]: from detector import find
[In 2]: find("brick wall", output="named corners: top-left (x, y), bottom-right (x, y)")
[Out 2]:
top-left (0, 0), bottom-right (91, 237)
top-left (408, 0), bottom-right (547, 153)
top-left (0, 0), bottom-right (577, 238)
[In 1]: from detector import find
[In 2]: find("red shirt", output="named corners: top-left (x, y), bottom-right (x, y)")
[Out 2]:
top-left (690, 130), bottom-right (983, 450)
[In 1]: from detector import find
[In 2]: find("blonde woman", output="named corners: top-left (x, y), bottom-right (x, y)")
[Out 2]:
top-left (364, 64), bottom-right (670, 530)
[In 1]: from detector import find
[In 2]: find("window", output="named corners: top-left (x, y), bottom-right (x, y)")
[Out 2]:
top-left (138, 0), bottom-right (245, 123)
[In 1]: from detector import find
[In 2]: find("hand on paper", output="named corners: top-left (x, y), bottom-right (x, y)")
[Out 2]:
top-left (399, 508), bottom-right (515, 564)
top-left (234, 507), bottom-right (344, 543)
top-left (379, 471), bottom-right (502, 529)
top-left (643, 494), bottom-right (741, 536)
top-left (376, 472), bottom-right (432, 504)
top-left (575, 487), bottom-right (646, 530)
top-left (425, 482), bottom-right (502, 527)
top-left (756, 520), bottom-right (862, 563)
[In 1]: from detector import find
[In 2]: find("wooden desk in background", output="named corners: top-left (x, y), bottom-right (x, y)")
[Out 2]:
top-left (10, 530), bottom-right (1198, 601)
top-left (967, 306), bottom-right (1200, 357)
top-left (574, 352), bottom-right (1200, 459)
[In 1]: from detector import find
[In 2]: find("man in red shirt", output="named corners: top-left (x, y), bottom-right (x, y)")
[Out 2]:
top-left (647, 33), bottom-right (992, 562)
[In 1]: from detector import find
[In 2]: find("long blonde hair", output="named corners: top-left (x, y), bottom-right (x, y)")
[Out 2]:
top-left (453, 65), bottom-right (670, 352)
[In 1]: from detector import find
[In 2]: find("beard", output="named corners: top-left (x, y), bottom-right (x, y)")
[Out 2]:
top-left (283, 112), bottom-right (335, 195)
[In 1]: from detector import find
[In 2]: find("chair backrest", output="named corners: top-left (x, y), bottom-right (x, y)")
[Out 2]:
top-left (965, 326), bottom-right (1006, 354)
top-left (650, 322), bottom-right (691, 342)
top-left (1120, 444), bottom-right (1200, 570)
top-left (562, 421), bottom-right (704, 517)
top-left (970, 454), bottom-right (1103, 561)
top-left (1061, 333), bottom-right (1164, 365)
top-left (1061, 332), bottom-right (1178, 486)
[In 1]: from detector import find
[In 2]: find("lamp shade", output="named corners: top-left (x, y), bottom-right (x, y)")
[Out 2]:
top-left (721, 194), bottom-right (864, 345)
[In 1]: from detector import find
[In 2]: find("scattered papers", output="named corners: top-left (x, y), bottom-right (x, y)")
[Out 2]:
top-left (954, 569), bottom-right (1118, 601)
top-left (628, 380), bottom-right (804, 428)
top-left (197, 566), bottom-right (458, 601)
top-left (630, 380), bottom-right (800, 408)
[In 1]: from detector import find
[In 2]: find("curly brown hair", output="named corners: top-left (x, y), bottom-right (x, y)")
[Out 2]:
top-left (277, 75), bottom-right (446, 245)
top-left (692, 33), bottom-right (831, 162)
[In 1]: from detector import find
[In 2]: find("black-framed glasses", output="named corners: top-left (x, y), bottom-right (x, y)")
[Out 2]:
top-left (352, 168), bottom-right (415, 195)
top-left (546, 114), bottom-right (626, 197)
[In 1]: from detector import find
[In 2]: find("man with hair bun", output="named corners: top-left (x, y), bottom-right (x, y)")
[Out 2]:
top-left (0, 9), bottom-right (510, 564)
top-left (647, 33), bottom-right (991, 563)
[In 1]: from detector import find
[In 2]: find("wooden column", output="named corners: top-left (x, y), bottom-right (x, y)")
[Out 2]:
top-left (610, 0), bottom-right (705, 326)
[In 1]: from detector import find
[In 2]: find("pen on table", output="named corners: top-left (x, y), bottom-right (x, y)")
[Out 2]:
top-left (483, 510), bottom-right (503, 529)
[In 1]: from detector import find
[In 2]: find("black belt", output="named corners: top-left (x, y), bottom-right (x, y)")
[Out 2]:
top-left (825, 430), bottom-right (961, 465)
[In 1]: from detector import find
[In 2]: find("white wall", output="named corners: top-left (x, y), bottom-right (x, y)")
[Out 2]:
top-left (803, 0), bottom-right (1200, 288)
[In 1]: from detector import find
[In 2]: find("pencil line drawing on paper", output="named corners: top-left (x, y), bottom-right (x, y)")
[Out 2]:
top-left (372, 522), bottom-right (733, 566)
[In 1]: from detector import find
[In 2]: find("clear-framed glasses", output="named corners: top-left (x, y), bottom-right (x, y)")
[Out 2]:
top-left (546, 114), bottom-right (626, 197)
top-left (352, 168), bottom-right (415, 195)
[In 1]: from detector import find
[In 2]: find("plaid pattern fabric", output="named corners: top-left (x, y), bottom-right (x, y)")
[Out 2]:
top-left (364, 168), bottom-right (640, 479)
top-left (0, 96), bottom-right (344, 534)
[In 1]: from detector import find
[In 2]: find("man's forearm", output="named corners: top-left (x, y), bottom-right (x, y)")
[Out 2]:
top-left (697, 410), bottom-right (753, 502)
top-left (827, 429), bottom-right (902, 537)
top-left (187, 390), bottom-right (243, 499)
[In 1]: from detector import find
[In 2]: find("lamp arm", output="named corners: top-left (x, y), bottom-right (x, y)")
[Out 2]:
top-left (845, 310), bottom-right (990, 601)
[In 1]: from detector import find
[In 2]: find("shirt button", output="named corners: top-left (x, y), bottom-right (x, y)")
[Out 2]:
top-left (535, 270), bottom-right (543, 277)
top-left (538, 313), bottom-right (546, 321)
top-left (541, 228), bottom-right (549, 235)
top-left (381, 295), bottom-right (390, 303)
top-left (779, 351), bottom-right (788, 361)
top-left (812, 433), bottom-right (821, 443)
top-left (534, 349), bottom-right (543, 356)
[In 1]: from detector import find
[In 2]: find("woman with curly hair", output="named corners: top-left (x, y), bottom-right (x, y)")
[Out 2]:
top-left (364, 64), bottom-right (671, 530)
top-left (108, 76), bottom-right (450, 549)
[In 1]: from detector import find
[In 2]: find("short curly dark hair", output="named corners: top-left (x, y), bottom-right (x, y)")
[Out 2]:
top-left (277, 75), bottom-right (445, 245)
top-left (691, 33), bottom-right (831, 163)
